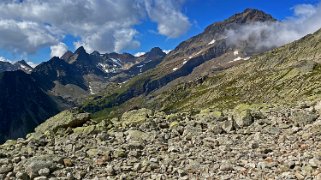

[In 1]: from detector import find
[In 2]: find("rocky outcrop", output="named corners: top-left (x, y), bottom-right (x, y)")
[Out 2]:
top-left (0, 60), bottom-right (33, 74)
top-left (34, 109), bottom-right (90, 134)
top-left (2, 102), bottom-right (321, 179)
top-left (0, 71), bottom-right (60, 144)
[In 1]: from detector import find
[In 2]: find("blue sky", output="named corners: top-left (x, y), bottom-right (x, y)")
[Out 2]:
top-left (0, 0), bottom-right (320, 65)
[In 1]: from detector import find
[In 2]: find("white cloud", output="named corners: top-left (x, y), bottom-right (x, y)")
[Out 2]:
top-left (144, 0), bottom-right (191, 38)
top-left (0, 20), bottom-right (58, 54)
top-left (50, 42), bottom-right (68, 58)
top-left (0, 56), bottom-right (11, 63)
top-left (134, 52), bottom-right (146, 57)
top-left (26, 61), bottom-right (38, 68)
top-left (225, 2), bottom-right (321, 51)
top-left (293, 4), bottom-right (317, 17)
top-left (0, 0), bottom-right (190, 55)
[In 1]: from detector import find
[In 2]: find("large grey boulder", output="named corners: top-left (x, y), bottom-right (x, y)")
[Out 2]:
top-left (35, 109), bottom-right (90, 134)
top-left (291, 111), bottom-right (319, 127)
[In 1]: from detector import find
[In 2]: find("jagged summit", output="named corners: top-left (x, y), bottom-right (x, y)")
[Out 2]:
top-left (0, 59), bottom-right (33, 73)
top-left (148, 47), bottom-right (164, 55)
top-left (90, 51), bottom-right (101, 56)
top-left (74, 46), bottom-right (87, 55)
top-left (61, 51), bottom-right (74, 61)
top-left (204, 8), bottom-right (275, 34)
top-left (224, 8), bottom-right (276, 24)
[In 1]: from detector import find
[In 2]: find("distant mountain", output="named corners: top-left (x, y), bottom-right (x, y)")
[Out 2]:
top-left (82, 9), bottom-right (277, 116)
top-left (14, 60), bottom-right (33, 73)
top-left (110, 47), bottom-right (166, 82)
top-left (0, 9), bottom-right (280, 143)
top-left (32, 46), bottom-right (166, 104)
top-left (0, 61), bottom-right (16, 72)
top-left (0, 70), bottom-right (60, 143)
top-left (0, 46), bottom-right (166, 143)
top-left (0, 60), bottom-right (33, 73)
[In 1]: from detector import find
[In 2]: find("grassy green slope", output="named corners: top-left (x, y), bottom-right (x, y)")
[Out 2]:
top-left (148, 29), bottom-right (321, 111)
top-left (84, 29), bottom-right (321, 120)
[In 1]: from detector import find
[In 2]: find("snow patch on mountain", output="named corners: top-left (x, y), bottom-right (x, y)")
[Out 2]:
top-left (234, 50), bottom-right (239, 55)
top-left (208, 39), bottom-right (216, 45)
top-left (232, 56), bottom-right (251, 62)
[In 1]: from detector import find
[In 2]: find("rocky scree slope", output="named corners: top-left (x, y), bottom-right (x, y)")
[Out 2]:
top-left (2, 101), bottom-right (321, 179)
top-left (82, 9), bottom-right (277, 117)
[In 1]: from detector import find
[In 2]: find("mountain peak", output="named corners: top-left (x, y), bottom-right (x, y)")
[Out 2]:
top-left (91, 51), bottom-right (101, 56)
top-left (75, 46), bottom-right (87, 55)
top-left (226, 8), bottom-right (276, 24)
top-left (15, 60), bottom-right (32, 68)
top-left (147, 47), bottom-right (165, 55)
top-left (144, 47), bottom-right (166, 60)
top-left (61, 51), bottom-right (74, 61)
top-left (16, 60), bottom-right (28, 65)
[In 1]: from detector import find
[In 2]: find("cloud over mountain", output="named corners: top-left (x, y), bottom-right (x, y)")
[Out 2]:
top-left (0, 0), bottom-right (190, 54)
top-left (225, 2), bottom-right (321, 50)
top-left (50, 42), bottom-right (68, 58)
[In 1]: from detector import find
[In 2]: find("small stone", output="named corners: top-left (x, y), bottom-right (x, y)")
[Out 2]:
top-left (95, 156), bottom-right (109, 166)
top-left (74, 171), bottom-right (86, 180)
top-left (63, 158), bottom-right (73, 167)
top-left (233, 109), bottom-right (253, 128)
top-left (220, 163), bottom-right (233, 171)
top-left (309, 158), bottom-right (320, 168)
top-left (12, 157), bottom-right (21, 163)
top-left (295, 172), bottom-right (305, 180)
top-left (16, 172), bottom-right (30, 180)
top-left (38, 168), bottom-right (50, 176)
top-left (86, 149), bottom-right (98, 157)
top-left (250, 142), bottom-right (259, 149)
top-left (301, 165), bottom-right (313, 175)
top-left (133, 163), bottom-right (141, 171)
top-left (106, 165), bottom-right (115, 176)
top-left (24, 155), bottom-right (57, 179)
top-left (221, 119), bottom-right (235, 133)
top-left (66, 172), bottom-right (75, 180)
top-left (0, 164), bottom-right (13, 174)
top-left (34, 176), bottom-right (48, 180)
top-left (113, 148), bottom-right (126, 158)
top-left (208, 124), bottom-right (223, 135)
top-left (292, 111), bottom-right (318, 127)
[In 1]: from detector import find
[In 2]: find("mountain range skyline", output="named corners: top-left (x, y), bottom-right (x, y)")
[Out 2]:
top-left (2, 3), bottom-right (321, 178)
top-left (0, 0), bottom-right (320, 66)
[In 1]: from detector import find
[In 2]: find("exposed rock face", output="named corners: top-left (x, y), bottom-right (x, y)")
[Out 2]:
top-left (0, 60), bottom-right (33, 74)
top-left (0, 71), bottom-right (60, 143)
top-left (2, 102), bottom-right (321, 179)
top-left (34, 109), bottom-right (90, 134)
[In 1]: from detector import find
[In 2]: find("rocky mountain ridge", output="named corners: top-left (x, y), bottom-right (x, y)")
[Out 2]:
top-left (1, 7), bottom-right (321, 180)
top-left (81, 8), bottom-right (279, 118)
top-left (0, 60), bottom-right (33, 74)
top-left (0, 46), bottom-right (166, 143)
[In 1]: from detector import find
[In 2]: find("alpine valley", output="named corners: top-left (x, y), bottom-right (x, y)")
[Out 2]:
top-left (2, 8), bottom-right (321, 180)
